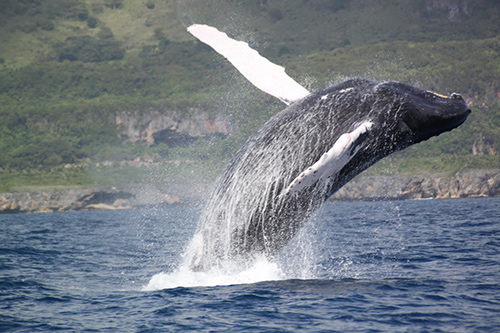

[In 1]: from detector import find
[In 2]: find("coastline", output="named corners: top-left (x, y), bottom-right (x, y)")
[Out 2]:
top-left (1, 169), bottom-right (499, 214)
top-left (331, 169), bottom-right (500, 202)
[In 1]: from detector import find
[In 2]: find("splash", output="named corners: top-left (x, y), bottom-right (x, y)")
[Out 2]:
top-left (143, 256), bottom-right (284, 290)
top-left (142, 216), bottom-right (321, 290)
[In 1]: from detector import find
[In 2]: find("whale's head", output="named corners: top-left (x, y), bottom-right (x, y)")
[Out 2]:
top-left (375, 82), bottom-right (471, 149)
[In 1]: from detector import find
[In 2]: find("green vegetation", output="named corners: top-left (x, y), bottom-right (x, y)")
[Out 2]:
top-left (54, 35), bottom-right (125, 62)
top-left (0, 0), bottom-right (499, 192)
top-left (87, 16), bottom-right (98, 28)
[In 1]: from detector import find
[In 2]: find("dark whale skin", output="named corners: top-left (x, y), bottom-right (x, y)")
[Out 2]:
top-left (188, 79), bottom-right (470, 271)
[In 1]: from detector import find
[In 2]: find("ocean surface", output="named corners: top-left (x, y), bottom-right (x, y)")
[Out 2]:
top-left (1, 197), bottom-right (499, 332)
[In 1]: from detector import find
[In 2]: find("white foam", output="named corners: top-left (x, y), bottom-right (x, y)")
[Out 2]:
top-left (143, 257), bottom-right (284, 290)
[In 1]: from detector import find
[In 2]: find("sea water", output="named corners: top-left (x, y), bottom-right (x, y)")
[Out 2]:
top-left (1, 198), bottom-right (499, 331)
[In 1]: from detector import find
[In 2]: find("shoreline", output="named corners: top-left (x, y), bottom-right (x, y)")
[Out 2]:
top-left (1, 169), bottom-right (499, 214)
top-left (331, 169), bottom-right (500, 202)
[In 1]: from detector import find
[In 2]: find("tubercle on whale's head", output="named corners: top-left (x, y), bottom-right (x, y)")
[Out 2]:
top-left (376, 82), bottom-right (471, 146)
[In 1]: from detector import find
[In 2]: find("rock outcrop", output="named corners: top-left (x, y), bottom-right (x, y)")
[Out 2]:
top-left (425, 0), bottom-right (474, 21)
top-left (332, 169), bottom-right (500, 201)
top-left (115, 108), bottom-right (232, 146)
top-left (0, 187), bottom-right (189, 214)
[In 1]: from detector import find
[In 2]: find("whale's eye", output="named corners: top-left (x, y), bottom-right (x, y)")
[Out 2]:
top-left (449, 93), bottom-right (463, 100)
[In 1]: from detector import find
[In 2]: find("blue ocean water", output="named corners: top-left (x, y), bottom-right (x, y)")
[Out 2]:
top-left (1, 198), bottom-right (499, 332)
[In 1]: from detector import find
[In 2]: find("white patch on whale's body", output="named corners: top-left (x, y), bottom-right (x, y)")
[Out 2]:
top-left (285, 121), bottom-right (373, 195)
top-left (187, 24), bottom-right (310, 105)
top-left (339, 87), bottom-right (354, 94)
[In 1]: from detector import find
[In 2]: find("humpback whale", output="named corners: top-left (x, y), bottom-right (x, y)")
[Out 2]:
top-left (184, 25), bottom-right (470, 271)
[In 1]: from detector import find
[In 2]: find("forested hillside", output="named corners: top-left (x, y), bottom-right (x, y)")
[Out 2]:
top-left (0, 0), bottom-right (499, 192)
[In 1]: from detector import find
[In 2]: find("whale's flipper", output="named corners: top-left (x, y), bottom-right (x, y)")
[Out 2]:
top-left (285, 121), bottom-right (373, 195)
top-left (187, 24), bottom-right (310, 105)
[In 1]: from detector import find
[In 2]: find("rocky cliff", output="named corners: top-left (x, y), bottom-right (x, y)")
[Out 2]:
top-left (425, 0), bottom-right (475, 21)
top-left (115, 108), bottom-right (232, 146)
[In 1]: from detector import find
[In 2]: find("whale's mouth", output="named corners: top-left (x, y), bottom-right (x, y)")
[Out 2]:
top-left (445, 108), bottom-right (471, 129)
top-left (401, 92), bottom-right (471, 144)
top-left (412, 107), bottom-right (471, 143)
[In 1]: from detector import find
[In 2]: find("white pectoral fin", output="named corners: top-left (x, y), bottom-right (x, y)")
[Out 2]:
top-left (187, 24), bottom-right (310, 105)
top-left (285, 121), bottom-right (373, 195)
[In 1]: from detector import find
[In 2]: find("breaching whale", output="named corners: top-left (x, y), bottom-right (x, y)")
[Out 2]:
top-left (184, 25), bottom-right (470, 271)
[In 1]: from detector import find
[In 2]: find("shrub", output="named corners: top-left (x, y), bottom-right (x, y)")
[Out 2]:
top-left (80, 46), bottom-right (101, 62)
top-left (66, 4), bottom-right (89, 21)
top-left (105, 0), bottom-right (123, 9)
top-left (37, 18), bottom-right (55, 31)
top-left (97, 27), bottom-right (114, 39)
top-left (87, 16), bottom-right (98, 28)
top-left (154, 27), bottom-right (166, 40)
top-left (76, 7), bottom-right (89, 21)
top-left (267, 8), bottom-right (283, 22)
top-left (26, 5), bottom-right (41, 16)
top-left (21, 22), bottom-right (37, 33)
top-left (278, 46), bottom-right (290, 57)
top-left (54, 35), bottom-right (125, 62)
top-left (146, 1), bottom-right (155, 9)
